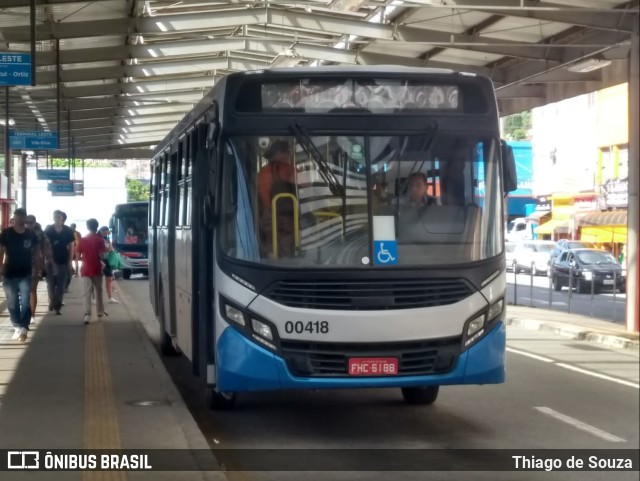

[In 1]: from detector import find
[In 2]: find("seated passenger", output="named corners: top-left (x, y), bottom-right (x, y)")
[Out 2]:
top-left (403, 172), bottom-right (437, 208)
top-left (124, 227), bottom-right (138, 244)
top-left (257, 140), bottom-right (297, 258)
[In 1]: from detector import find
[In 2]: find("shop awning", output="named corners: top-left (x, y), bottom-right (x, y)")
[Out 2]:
top-left (577, 210), bottom-right (627, 227)
top-left (536, 219), bottom-right (569, 235)
top-left (581, 225), bottom-right (627, 243)
top-left (526, 210), bottom-right (552, 222)
top-left (578, 210), bottom-right (627, 243)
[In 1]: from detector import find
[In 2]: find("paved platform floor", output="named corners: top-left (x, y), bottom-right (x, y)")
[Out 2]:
top-left (0, 276), bottom-right (223, 480)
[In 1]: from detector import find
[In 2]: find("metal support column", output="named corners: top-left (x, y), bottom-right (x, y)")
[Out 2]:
top-left (56, 39), bottom-right (60, 141)
top-left (4, 88), bottom-right (11, 201)
top-left (21, 153), bottom-right (27, 211)
top-left (627, 22), bottom-right (639, 333)
top-left (30, 0), bottom-right (36, 86)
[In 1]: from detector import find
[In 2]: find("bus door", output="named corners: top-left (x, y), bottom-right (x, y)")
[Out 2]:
top-left (192, 121), bottom-right (217, 379)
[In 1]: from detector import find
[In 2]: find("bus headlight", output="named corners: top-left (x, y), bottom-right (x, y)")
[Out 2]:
top-left (251, 319), bottom-right (273, 341)
top-left (582, 271), bottom-right (593, 281)
top-left (251, 319), bottom-right (277, 350)
top-left (487, 299), bottom-right (503, 321)
top-left (467, 314), bottom-right (485, 338)
top-left (463, 299), bottom-right (503, 348)
top-left (224, 304), bottom-right (246, 326)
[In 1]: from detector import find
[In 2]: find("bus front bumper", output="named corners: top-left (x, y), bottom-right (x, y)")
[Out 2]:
top-left (215, 322), bottom-right (505, 392)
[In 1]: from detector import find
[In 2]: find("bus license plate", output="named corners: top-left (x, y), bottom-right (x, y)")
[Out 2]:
top-left (348, 358), bottom-right (398, 376)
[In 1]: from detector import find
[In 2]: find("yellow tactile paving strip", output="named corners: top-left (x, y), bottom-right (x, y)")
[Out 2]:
top-left (83, 318), bottom-right (127, 481)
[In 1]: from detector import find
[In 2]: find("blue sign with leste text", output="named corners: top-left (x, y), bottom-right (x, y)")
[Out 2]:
top-left (0, 52), bottom-right (31, 86)
top-left (9, 131), bottom-right (59, 150)
top-left (373, 240), bottom-right (398, 266)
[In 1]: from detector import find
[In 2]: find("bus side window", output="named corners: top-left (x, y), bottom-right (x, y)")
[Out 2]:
top-left (184, 129), bottom-right (195, 228)
top-left (178, 137), bottom-right (187, 227)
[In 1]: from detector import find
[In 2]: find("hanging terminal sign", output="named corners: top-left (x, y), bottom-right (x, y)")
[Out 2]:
top-left (0, 52), bottom-right (31, 86)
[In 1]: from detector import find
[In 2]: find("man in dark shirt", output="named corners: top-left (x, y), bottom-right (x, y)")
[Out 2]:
top-left (0, 208), bottom-right (39, 342)
top-left (44, 210), bottom-right (75, 314)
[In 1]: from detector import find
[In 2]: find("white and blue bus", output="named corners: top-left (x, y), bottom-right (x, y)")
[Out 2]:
top-left (109, 201), bottom-right (149, 279)
top-left (149, 67), bottom-right (517, 409)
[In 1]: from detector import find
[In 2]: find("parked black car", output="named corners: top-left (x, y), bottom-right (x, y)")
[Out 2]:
top-left (551, 248), bottom-right (626, 294)
top-left (547, 240), bottom-right (598, 275)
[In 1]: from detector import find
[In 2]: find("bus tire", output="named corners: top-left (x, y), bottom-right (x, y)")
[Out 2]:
top-left (401, 386), bottom-right (439, 405)
top-left (206, 387), bottom-right (236, 410)
top-left (122, 270), bottom-right (132, 280)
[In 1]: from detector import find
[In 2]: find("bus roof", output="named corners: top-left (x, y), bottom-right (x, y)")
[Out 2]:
top-left (227, 65), bottom-right (472, 77)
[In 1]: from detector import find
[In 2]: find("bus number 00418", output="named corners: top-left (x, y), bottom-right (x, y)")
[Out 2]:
top-left (284, 321), bottom-right (329, 334)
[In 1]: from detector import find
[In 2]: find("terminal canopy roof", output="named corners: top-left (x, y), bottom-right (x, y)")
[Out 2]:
top-left (0, 0), bottom-right (637, 159)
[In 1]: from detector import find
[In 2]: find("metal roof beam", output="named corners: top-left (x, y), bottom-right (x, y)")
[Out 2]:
top-left (2, 0), bottom-right (118, 7)
top-left (356, 50), bottom-right (500, 79)
top-left (35, 39), bottom-right (245, 66)
top-left (271, 9), bottom-right (563, 61)
top-left (448, 0), bottom-right (638, 33)
top-left (495, 84), bottom-right (546, 99)
top-left (4, 7), bottom-right (581, 61)
top-left (499, 30), bottom-right (631, 87)
top-left (37, 60), bottom-right (228, 84)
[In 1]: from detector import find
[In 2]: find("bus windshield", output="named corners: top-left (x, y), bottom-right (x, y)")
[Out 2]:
top-left (220, 133), bottom-right (502, 267)
top-left (112, 203), bottom-right (148, 247)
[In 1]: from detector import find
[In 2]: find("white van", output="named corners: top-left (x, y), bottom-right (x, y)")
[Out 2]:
top-left (505, 217), bottom-right (535, 243)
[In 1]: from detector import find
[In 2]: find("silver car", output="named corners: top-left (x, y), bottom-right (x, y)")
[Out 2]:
top-left (512, 241), bottom-right (555, 276)
top-left (505, 243), bottom-right (518, 271)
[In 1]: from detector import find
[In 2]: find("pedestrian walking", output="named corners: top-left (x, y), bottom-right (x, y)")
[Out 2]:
top-left (0, 208), bottom-right (39, 342)
top-left (26, 216), bottom-right (54, 325)
top-left (77, 218), bottom-right (107, 324)
top-left (99, 226), bottom-right (119, 304)
top-left (67, 223), bottom-right (82, 291)
top-left (44, 210), bottom-right (75, 314)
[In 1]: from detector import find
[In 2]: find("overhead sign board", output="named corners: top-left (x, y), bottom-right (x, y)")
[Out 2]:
top-left (0, 52), bottom-right (31, 86)
top-left (9, 131), bottom-right (58, 150)
top-left (10, 131), bottom-right (59, 150)
top-left (37, 169), bottom-right (70, 181)
top-left (48, 180), bottom-right (75, 194)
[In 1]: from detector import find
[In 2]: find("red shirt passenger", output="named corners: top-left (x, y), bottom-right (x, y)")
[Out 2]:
top-left (77, 218), bottom-right (107, 323)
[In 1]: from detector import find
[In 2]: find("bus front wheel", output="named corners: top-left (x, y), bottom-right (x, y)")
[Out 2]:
top-left (206, 387), bottom-right (236, 410)
top-left (401, 386), bottom-right (439, 405)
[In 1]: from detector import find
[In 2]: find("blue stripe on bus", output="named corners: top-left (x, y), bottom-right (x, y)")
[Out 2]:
top-left (215, 322), bottom-right (505, 392)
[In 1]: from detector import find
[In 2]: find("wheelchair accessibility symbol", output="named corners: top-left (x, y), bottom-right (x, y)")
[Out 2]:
top-left (373, 241), bottom-right (398, 265)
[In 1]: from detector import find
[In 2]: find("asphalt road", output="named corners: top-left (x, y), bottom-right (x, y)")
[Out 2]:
top-left (120, 278), bottom-right (639, 481)
top-left (507, 272), bottom-right (626, 324)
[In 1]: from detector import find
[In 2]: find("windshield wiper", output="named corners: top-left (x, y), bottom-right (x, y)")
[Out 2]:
top-left (291, 123), bottom-right (345, 197)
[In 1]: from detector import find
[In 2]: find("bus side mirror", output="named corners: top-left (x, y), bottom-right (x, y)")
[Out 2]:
top-left (501, 141), bottom-right (517, 193)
